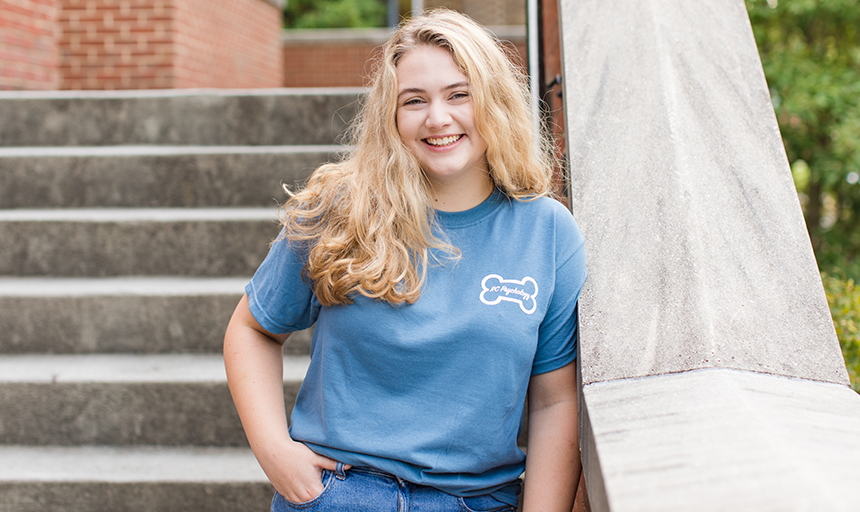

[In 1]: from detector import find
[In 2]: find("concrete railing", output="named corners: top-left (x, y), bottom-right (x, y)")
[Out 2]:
top-left (557, 0), bottom-right (860, 510)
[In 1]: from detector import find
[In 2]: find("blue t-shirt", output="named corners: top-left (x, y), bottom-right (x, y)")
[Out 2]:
top-left (246, 188), bottom-right (587, 506)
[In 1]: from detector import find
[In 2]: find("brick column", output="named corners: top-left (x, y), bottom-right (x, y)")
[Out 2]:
top-left (57, 0), bottom-right (173, 90)
top-left (56, 0), bottom-right (283, 90)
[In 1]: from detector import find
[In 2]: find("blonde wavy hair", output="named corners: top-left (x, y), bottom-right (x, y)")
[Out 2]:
top-left (281, 8), bottom-right (557, 306)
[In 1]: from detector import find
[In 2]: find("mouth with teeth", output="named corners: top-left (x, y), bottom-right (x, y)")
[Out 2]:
top-left (424, 134), bottom-right (463, 147)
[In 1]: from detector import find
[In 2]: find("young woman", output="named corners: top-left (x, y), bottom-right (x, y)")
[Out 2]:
top-left (224, 9), bottom-right (586, 512)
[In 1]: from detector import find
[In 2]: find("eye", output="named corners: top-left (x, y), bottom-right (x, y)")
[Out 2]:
top-left (402, 97), bottom-right (424, 106)
top-left (450, 91), bottom-right (469, 100)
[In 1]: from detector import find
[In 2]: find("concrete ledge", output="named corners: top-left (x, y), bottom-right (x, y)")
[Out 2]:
top-left (581, 369), bottom-right (860, 512)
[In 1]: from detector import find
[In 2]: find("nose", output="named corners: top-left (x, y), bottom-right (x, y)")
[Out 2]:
top-left (425, 100), bottom-right (452, 129)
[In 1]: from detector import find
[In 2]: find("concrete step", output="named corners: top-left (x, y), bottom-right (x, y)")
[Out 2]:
top-left (0, 88), bottom-right (361, 147)
top-left (0, 277), bottom-right (312, 355)
top-left (0, 354), bottom-right (309, 446)
top-left (0, 445), bottom-right (273, 512)
top-left (0, 145), bottom-right (342, 209)
top-left (0, 208), bottom-right (280, 277)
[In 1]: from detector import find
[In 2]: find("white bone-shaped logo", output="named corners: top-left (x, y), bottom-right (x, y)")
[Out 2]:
top-left (480, 274), bottom-right (538, 314)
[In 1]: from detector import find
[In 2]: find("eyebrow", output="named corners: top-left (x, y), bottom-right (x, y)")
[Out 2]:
top-left (397, 81), bottom-right (469, 99)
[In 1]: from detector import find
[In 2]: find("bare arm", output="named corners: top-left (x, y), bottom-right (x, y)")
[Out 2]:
top-left (223, 294), bottom-right (340, 502)
top-left (522, 362), bottom-right (581, 512)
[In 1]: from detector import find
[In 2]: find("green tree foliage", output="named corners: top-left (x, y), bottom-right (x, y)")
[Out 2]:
top-left (283, 0), bottom-right (387, 29)
top-left (747, 0), bottom-right (860, 279)
top-left (823, 273), bottom-right (860, 391)
top-left (748, 0), bottom-right (860, 391)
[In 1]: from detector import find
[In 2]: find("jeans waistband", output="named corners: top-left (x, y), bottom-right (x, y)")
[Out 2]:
top-left (347, 466), bottom-right (406, 483)
top-left (342, 465), bottom-right (521, 498)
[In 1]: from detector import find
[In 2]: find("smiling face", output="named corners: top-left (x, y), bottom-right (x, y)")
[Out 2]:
top-left (395, 45), bottom-right (491, 211)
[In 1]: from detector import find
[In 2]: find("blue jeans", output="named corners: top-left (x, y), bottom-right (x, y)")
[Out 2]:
top-left (271, 463), bottom-right (517, 512)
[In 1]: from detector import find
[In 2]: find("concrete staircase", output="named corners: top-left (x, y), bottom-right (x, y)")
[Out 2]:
top-left (0, 88), bottom-right (360, 512)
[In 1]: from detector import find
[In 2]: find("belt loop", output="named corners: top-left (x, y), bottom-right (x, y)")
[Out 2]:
top-left (335, 462), bottom-right (346, 480)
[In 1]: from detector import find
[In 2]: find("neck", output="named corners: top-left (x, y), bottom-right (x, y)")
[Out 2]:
top-left (430, 175), bottom-right (495, 212)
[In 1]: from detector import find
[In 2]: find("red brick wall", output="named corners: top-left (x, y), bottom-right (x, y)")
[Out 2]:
top-left (55, 0), bottom-right (282, 90)
top-left (0, 0), bottom-right (59, 90)
top-left (174, 0), bottom-right (282, 88)
top-left (540, 0), bottom-right (567, 200)
top-left (282, 28), bottom-right (526, 88)
top-left (282, 32), bottom-right (386, 88)
top-left (4, 5), bottom-right (526, 91)
top-left (58, 0), bottom-right (173, 89)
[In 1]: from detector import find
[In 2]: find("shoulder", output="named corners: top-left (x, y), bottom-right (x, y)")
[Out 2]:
top-left (508, 196), bottom-right (585, 275)
top-left (509, 196), bottom-right (583, 240)
top-left (508, 194), bottom-right (569, 216)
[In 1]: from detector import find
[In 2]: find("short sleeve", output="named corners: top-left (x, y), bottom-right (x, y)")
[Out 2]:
top-left (245, 232), bottom-right (319, 335)
top-left (531, 211), bottom-right (587, 376)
